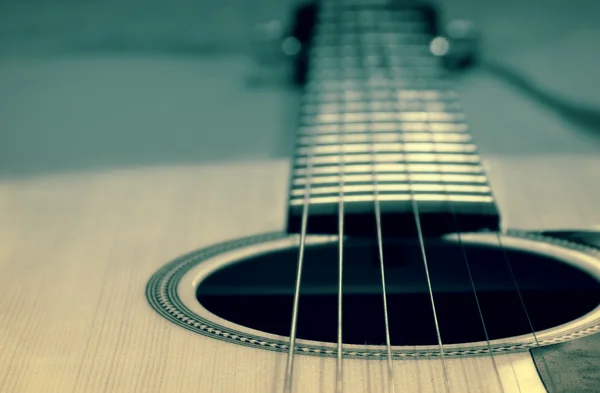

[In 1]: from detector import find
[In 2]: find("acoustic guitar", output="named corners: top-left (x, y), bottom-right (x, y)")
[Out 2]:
top-left (1, 0), bottom-right (599, 392)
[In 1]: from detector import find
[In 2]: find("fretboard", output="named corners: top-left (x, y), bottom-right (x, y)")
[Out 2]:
top-left (287, 1), bottom-right (499, 236)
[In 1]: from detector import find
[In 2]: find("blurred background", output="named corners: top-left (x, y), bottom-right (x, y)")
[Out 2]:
top-left (1, 0), bottom-right (599, 228)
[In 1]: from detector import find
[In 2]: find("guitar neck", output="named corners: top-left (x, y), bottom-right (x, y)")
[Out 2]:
top-left (287, 1), bottom-right (499, 236)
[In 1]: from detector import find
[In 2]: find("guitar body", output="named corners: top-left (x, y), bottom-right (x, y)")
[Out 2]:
top-left (1, 1), bottom-right (600, 393)
top-left (3, 157), bottom-right (600, 393)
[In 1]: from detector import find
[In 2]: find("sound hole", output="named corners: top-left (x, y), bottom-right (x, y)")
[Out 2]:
top-left (196, 238), bottom-right (600, 346)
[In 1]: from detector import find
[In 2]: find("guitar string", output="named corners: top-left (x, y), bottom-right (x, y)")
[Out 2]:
top-left (426, 35), bottom-right (554, 393)
top-left (282, 39), bottom-right (319, 393)
top-left (282, 141), bottom-right (311, 393)
top-left (335, 7), bottom-right (345, 393)
top-left (423, 23), bottom-right (550, 393)
top-left (426, 66), bottom-right (505, 392)
top-left (285, 6), bottom-right (546, 393)
top-left (495, 233), bottom-right (557, 393)
top-left (283, 7), bottom-right (348, 393)
top-left (336, 122), bottom-right (345, 393)
top-left (414, 34), bottom-right (554, 393)
top-left (452, 228), bottom-right (507, 392)
top-left (364, 13), bottom-right (398, 393)
top-left (376, 13), bottom-right (451, 393)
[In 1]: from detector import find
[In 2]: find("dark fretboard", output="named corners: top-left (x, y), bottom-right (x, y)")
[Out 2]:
top-left (287, 1), bottom-right (500, 236)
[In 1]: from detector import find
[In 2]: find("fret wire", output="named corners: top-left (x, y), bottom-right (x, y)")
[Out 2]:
top-left (302, 101), bottom-right (463, 113)
top-left (294, 164), bottom-right (485, 176)
top-left (303, 94), bottom-right (456, 101)
top-left (293, 173), bottom-right (488, 185)
top-left (298, 123), bottom-right (470, 135)
top-left (291, 184), bottom-right (491, 196)
top-left (302, 112), bottom-right (466, 124)
top-left (296, 143), bottom-right (477, 155)
top-left (289, 194), bottom-right (495, 206)
top-left (298, 132), bottom-right (472, 144)
top-left (295, 154), bottom-right (481, 166)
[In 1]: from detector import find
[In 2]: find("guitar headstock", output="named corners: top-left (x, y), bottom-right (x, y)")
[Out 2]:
top-left (287, 1), bottom-right (442, 86)
top-left (249, 1), bottom-right (479, 88)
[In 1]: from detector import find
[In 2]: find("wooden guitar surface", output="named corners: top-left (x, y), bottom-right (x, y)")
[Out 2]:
top-left (1, 0), bottom-right (600, 392)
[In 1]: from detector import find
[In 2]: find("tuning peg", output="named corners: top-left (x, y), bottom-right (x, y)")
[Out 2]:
top-left (431, 19), bottom-right (480, 71)
top-left (247, 3), bottom-right (316, 88)
top-left (247, 20), bottom-right (302, 87)
top-left (250, 20), bottom-right (301, 65)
